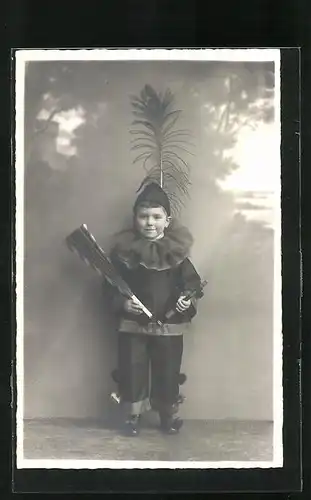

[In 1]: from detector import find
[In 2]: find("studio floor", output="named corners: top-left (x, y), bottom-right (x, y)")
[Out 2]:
top-left (23, 417), bottom-right (273, 463)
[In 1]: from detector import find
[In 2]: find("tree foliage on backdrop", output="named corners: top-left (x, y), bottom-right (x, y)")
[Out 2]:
top-left (24, 61), bottom-right (274, 176)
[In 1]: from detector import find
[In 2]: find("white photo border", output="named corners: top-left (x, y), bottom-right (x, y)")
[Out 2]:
top-left (15, 48), bottom-right (282, 470)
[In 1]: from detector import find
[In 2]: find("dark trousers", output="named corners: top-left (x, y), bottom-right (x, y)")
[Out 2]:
top-left (118, 332), bottom-right (183, 415)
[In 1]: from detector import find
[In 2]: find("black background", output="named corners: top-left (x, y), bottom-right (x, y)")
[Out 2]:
top-left (3, 0), bottom-right (310, 497)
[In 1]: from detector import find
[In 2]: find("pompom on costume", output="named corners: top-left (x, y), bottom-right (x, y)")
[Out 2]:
top-left (105, 182), bottom-right (203, 435)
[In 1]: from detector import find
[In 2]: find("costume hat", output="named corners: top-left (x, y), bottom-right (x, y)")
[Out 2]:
top-left (133, 182), bottom-right (171, 216)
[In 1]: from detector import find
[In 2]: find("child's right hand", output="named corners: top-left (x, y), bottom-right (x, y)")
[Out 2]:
top-left (124, 298), bottom-right (144, 315)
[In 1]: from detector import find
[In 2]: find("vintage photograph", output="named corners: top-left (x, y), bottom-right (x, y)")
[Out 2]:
top-left (15, 49), bottom-right (282, 469)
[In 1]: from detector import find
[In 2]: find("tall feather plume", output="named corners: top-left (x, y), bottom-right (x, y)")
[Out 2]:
top-left (130, 84), bottom-right (194, 215)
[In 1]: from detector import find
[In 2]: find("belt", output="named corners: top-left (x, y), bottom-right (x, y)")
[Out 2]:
top-left (118, 319), bottom-right (190, 336)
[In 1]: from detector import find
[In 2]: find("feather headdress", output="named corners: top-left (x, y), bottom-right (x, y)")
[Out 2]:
top-left (130, 84), bottom-right (194, 215)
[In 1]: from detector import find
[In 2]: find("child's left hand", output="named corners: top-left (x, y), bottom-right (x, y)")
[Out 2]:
top-left (176, 295), bottom-right (192, 313)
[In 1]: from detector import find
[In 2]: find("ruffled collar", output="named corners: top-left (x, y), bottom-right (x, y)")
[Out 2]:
top-left (111, 220), bottom-right (193, 270)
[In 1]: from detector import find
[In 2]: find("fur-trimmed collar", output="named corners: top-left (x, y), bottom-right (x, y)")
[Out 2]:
top-left (111, 220), bottom-right (193, 270)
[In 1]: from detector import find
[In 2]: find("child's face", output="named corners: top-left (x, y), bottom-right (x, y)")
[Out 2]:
top-left (135, 206), bottom-right (170, 240)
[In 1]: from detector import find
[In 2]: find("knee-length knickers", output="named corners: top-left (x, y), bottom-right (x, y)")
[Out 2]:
top-left (118, 332), bottom-right (183, 415)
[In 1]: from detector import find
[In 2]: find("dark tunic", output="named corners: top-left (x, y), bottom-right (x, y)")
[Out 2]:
top-left (105, 221), bottom-right (202, 415)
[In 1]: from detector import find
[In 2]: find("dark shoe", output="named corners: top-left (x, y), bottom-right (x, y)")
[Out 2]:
top-left (160, 415), bottom-right (183, 435)
top-left (124, 414), bottom-right (141, 437)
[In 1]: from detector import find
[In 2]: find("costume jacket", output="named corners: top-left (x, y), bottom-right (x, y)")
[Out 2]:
top-left (105, 220), bottom-right (202, 336)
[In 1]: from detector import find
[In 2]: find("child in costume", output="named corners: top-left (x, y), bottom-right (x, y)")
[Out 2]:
top-left (106, 182), bottom-right (203, 436)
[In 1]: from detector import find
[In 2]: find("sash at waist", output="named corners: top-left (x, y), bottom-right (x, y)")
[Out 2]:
top-left (118, 319), bottom-right (189, 336)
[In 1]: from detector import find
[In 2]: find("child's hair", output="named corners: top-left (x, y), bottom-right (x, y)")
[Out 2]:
top-left (134, 201), bottom-right (168, 215)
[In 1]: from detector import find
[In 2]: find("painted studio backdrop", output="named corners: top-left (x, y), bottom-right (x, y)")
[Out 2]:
top-left (23, 60), bottom-right (278, 422)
